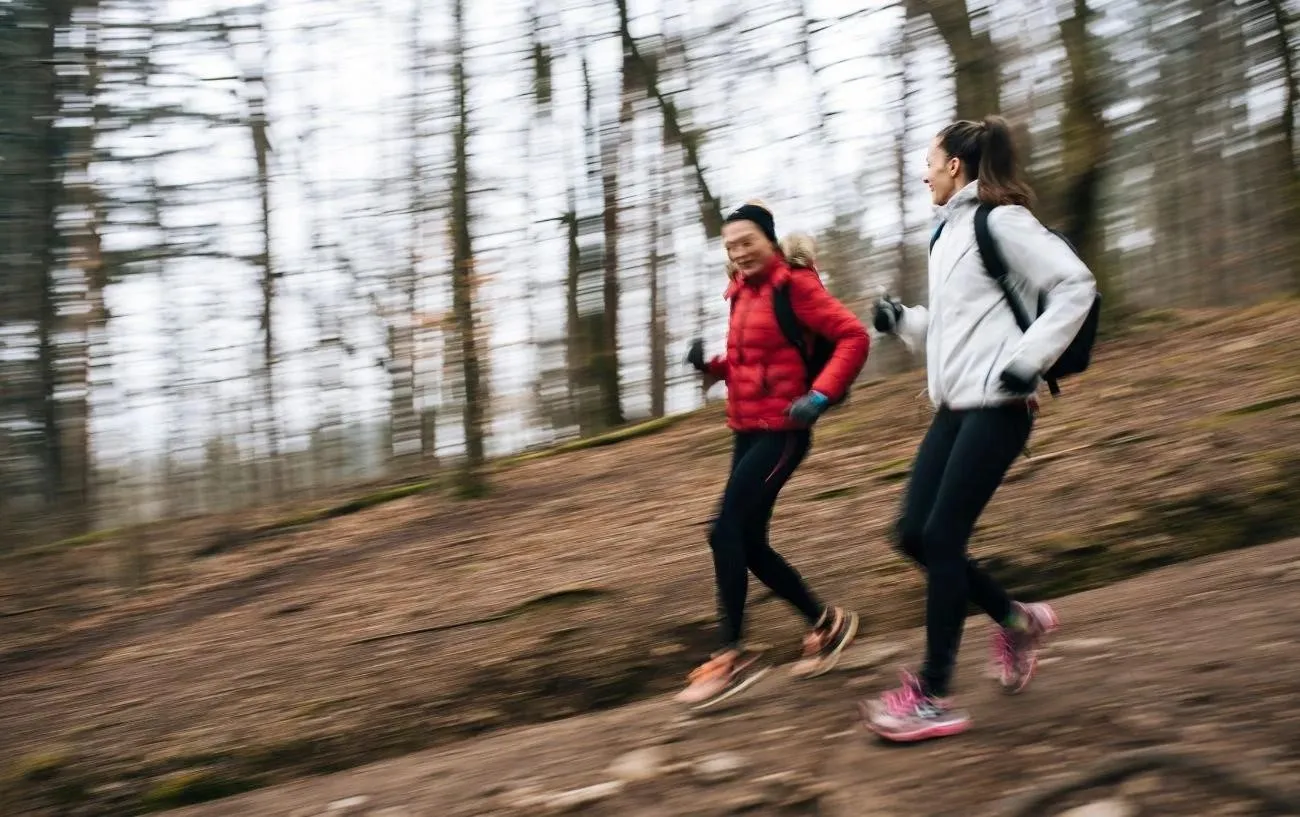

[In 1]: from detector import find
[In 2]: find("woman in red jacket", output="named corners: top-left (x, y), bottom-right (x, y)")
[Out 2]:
top-left (676, 201), bottom-right (871, 710)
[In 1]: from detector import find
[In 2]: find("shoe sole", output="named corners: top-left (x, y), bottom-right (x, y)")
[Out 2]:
top-left (687, 665), bottom-right (771, 712)
top-left (792, 610), bottom-right (860, 680)
top-left (857, 700), bottom-right (971, 743)
top-left (1002, 603), bottom-right (1061, 695)
top-left (867, 718), bottom-right (972, 743)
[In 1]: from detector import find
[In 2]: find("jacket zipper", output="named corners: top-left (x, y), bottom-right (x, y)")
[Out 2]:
top-left (735, 287), bottom-right (755, 365)
top-left (931, 229), bottom-right (945, 406)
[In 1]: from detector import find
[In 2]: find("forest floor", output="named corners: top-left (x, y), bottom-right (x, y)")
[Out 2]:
top-left (167, 539), bottom-right (1300, 817)
top-left (2, 301), bottom-right (1299, 816)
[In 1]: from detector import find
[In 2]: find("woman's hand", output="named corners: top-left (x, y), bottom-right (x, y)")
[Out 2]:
top-left (686, 338), bottom-right (707, 372)
top-left (872, 295), bottom-right (904, 333)
top-left (687, 338), bottom-right (721, 392)
top-left (787, 391), bottom-right (830, 424)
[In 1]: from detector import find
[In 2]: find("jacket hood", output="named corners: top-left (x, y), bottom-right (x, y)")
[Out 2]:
top-left (780, 232), bottom-right (817, 271)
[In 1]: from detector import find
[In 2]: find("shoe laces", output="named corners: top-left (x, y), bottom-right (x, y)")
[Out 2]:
top-left (881, 671), bottom-right (926, 716)
top-left (800, 631), bottom-right (825, 657)
top-left (688, 654), bottom-right (732, 684)
top-left (801, 609), bottom-right (839, 657)
top-left (992, 627), bottom-right (1017, 672)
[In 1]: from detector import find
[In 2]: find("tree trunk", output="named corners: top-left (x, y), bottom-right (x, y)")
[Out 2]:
top-left (1056, 0), bottom-right (1117, 312)
top-left (37, 3), bottom-right (66, 511)
top-left (450, 0), bottom-right (488, 496)
top-left (893, 13), bottom-right (921, 309)
top-left (906, 0), bottom-right (1001, 119)
top-left (648, 148), bottom-right (667, 418)
top-left (247, 19), bottom-right (281, 497)
top-left (62, 0), bottom-right (103, 531)
top-left (1260, 0), bottom-right (1300, 293)
top-left (573, 54), bottom-right (614, 435)
top-left (595, 53), bottom-right (631, 429)
top-left (563, 205), bottom-right (586, 433)
top-left (615, 0), bottom-right (724, 239)
top-left (391, 0), bottom-right (424, 469)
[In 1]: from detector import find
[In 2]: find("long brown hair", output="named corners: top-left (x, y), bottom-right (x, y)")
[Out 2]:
top-left (937, 115), bottom-right (1034, 209)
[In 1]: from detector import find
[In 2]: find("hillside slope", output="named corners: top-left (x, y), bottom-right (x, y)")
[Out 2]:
top-left (2, 302), bottom-right (1299, 815)
top-left (170, 539), bottom-right (1300, 817)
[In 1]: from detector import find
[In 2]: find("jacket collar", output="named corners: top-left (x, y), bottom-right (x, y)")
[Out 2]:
top-left (931, 179), bottom-right (981, 230)
top-left (724, 254), bottom-right (790, 300)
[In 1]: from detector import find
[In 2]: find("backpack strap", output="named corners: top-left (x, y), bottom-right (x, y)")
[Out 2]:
top-left (771, 283), bottom-right (812, 374)
top-left (973, 203), bottom-right (1060, 397)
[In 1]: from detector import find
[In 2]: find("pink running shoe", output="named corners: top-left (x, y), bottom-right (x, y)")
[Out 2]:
top-left (991, 601), bottom-right (1060, 694)
top-left (859, 670), bottom-right (971, 743)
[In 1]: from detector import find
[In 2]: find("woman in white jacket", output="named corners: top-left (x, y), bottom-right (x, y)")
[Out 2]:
top-left (862, 116), bottom-right (1097, 743)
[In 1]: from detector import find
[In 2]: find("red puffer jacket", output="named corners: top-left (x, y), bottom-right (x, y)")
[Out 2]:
top-left (706, 255), bottom-right (869, 432)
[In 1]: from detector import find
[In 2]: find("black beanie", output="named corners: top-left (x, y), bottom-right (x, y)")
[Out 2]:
top-left (724, 203), bottom-right (777, 246)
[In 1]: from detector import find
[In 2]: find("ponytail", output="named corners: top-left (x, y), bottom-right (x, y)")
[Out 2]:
top-left (976, 116), bottom-right (1033, 208)
top-left (937, 115), bottom-right (1034, 208)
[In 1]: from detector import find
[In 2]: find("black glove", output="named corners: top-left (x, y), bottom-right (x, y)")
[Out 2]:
top-left (686, 338), bottom-right (707, 372)
top-left (998, 362), bottom-right (1039, 396)
top-left (872, 296), bottom-right (904, 334)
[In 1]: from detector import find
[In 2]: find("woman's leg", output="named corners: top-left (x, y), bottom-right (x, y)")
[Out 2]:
top-left (733, 430), bottom-right (860, 677)
top-left (916, 405), bottom-right (1033, 698)
top-left (708, 432), bottom-right (766, 650)
top-left (863, 404), bottom-right (1032, 742)
top-left (895, 408), bottom-right (1013, 624)
top-left (676, 433), bottom-right (772, 709)
top-left (736, 430), bottom-right (824, 624)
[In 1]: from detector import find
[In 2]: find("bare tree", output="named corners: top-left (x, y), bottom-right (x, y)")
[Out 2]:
top-left (648, 139), bottom-right (668, 418)
top-left (450, 0), bottom-right (488, 496)
top-left (1256, 0), bottom-right (1300, 293)
top-left (224, 6), bottom-right (284, 497)
top-left (906, 0), bottom-right (1001, 119)
top-left (596, 28), bottom-right (631, 429)
top-left (388, 0), bottom-right (425, 470)
top-left (1055, 0), bottom-right (1115, 308)
top-left (616, 0), bottom-right (724, 239)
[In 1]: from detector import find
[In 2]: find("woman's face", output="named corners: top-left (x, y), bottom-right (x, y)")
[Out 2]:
top-left (923, 137), bottom-right (961, 206)
top-left (722, 220), bottom-right (775, 279)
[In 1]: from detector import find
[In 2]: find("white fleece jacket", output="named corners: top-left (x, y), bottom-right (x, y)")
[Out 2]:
top-left (895, 180), bottom-right (1097, 410)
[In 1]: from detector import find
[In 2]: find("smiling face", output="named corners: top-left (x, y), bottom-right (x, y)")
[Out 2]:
top-left (722, 219), bottom-right (776, 278)
top-left (923, 137), bottom-right (963, 206)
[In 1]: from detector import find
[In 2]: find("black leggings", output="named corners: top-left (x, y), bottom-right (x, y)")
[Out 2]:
top-left (896, 404), bottom-right (1033, 697)
top-left (710, 430), bottom-right (824, 650)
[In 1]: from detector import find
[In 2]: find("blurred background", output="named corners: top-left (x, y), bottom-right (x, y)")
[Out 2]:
top-left (2, 0), bottom-right (1297, 545)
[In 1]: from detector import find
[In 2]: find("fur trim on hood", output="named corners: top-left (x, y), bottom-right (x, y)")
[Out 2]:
top-left (780, 232), bottom-right (817, 270)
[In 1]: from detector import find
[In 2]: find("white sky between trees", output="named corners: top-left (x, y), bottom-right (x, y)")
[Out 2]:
top-left (90, 0), bottom-right (1174, 465)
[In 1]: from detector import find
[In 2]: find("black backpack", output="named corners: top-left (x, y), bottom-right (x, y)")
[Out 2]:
top-left (930, 203), bottom-right (1101, 397)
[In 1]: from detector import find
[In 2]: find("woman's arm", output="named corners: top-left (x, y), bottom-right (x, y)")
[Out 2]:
top-left (987, 206), bottom-right (1097, 380)
top-left (787, 270), bottom-right (870, 401)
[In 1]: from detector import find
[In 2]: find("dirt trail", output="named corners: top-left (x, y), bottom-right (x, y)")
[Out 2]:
top-left (164, 539), bottom-right (1300, 817)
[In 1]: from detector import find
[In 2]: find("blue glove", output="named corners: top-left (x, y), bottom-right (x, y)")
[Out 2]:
top-left (788, 391), bottom-right (830, 424)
